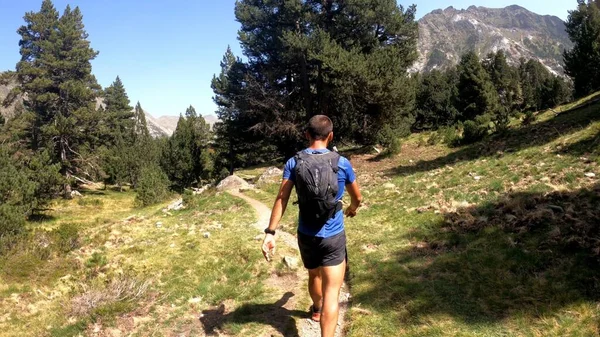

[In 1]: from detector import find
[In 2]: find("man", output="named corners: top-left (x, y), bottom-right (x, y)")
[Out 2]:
top-left (262, 115), bottom-right (363, 337)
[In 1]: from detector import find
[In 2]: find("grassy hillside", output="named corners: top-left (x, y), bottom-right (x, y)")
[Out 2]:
top-left (241, 92), bottom-right (600, 336)
top-left (0, 189), bottom-right (277, 336)
top-left (340, 93), bottom-right (600, 336)
top-left (1, 92), bottom-right (598, 336)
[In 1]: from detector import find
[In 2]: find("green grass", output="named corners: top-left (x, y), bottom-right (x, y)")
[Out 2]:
top-left (241, 93), bottom-right (600, 336)
top-left (2, 94), bottom-right (599, 336)
top-left (339, 95), bottom-right (600, 336)
top-left (0, 188), bottom-right (276, 336)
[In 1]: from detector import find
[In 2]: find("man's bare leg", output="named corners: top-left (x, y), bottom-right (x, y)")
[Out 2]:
top-left (308, 267), bottom-right (323, 312)
top-left (320, 260), bottom-right (346, 337)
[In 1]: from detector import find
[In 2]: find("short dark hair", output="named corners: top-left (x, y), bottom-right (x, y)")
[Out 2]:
top-left (307, 115), bottom-right (333, 140)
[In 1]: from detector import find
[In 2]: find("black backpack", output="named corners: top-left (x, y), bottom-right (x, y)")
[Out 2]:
top-left (294, 150), bottom-right (342, 226)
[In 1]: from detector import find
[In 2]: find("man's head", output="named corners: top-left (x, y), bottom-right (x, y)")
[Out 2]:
top-left (306, 115), bottom-right (333, 144)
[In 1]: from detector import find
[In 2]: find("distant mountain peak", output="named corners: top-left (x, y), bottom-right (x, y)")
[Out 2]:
top-left (413, 5), bottom-right (572, 75)
top-left (505, 4), bottom-right (526, 10)
top-left (144, 112), bottom-right (218, 138)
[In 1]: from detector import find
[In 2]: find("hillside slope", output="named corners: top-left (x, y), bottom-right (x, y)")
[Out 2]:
top-left (241, 93), bottom-right (600, 336)
top-left (414, 5), bottom-right (572, 74)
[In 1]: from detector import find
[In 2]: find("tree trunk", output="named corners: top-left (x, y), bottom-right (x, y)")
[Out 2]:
top-left (317, 0), bottom-right (334, 116)
top-left (300, 53), bottom-right (312, 116)
top-left (60, 136), bottom-right (72, 199)
top-left (296, 20), bottom-right (312, 116)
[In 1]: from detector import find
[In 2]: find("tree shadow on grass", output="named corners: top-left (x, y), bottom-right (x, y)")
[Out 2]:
top-left (80, 189), bottom-right (107, 196)
top-left (200, 292), bottom-right (307, 337)
top-left (386, 100), bottom-right (600, 178)
top-left (352, 183), bottom-right (600, 327)
top-left (560, 127), bottom-right (600, 158)
top-left (28, 213), bottom-right (57, 223)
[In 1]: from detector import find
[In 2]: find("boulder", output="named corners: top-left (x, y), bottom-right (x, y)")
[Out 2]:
top-left (167, 198), bottom-right (184, 211)
top-left (282, 256), bottom-right (299, 270)
top-left (383, 182), bottom-right (396, 189)
top-left (216, 175), bottom-right (251, 192)
top-left (71, 190), bottom-right (83, 198)
top-left (192, 185), bottom-right (210, 195)
top-left (257, 167), bottom-right (283, 186)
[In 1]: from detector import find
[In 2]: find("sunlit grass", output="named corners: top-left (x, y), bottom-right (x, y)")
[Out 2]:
top-left (246, 95), bottom-right (600, 336)
top-left (0, 188), bottom-right (275, 336)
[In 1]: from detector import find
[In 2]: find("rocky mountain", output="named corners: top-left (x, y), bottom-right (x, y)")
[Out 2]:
top-left (0, 75), bottom-right (22, 119)
top-left (142, 113), bottom-right (169, 138)
top-left (145, 114), bottom-right (218, 138)
top-left (413, 5), bottom-right (572, 75)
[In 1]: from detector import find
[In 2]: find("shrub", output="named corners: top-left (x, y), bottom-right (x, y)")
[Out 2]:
top-left (135, 165), bottom-right (170, 207)
top-left (377, 124), bottom-right (406, 148)
top-left (29, 230), bottom-right (53, 260)
top-left (86, 252), bottom-right (108, 277)
top-left (53, 223), bottom-right (80, 254)
top-left (182, 189), bottom-right (194, 207)
top-left (462, 114), bottom-right (495, 144)
top-left (441, 126), bottom-right (459, 145)
top-left (0, 204), bottom-right (26, 242)
top-left (218, 167), bottom-right (230, 181)
top-left (70, 275), bottom-right (150, 317)
top-left (427, 132), bottom-right (442, 145)
top-left (385, 137), bottom-right (402, 156)
top-left (522, 111), bottom-right (537, 125)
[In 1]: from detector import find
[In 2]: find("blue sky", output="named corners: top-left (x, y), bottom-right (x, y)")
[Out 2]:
top-left (0, 0), bottom-right (575, 118)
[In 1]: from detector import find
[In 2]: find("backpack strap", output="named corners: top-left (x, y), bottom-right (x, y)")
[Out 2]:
top-left (329, 152), bottom-right (340, 173)
top-left (295, 150), bottom-right (310, 162)
top-left (295, 150), bottom-right (340, 172)
top-left (294, 151), bottom-right (307, 177)
top-left (329, 152), bottom-right (343, 215)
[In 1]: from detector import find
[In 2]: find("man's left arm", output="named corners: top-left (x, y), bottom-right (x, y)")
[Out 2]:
top-left (261, 179), bottom-right (294, 261)
top-left (267, 179), bottom-right (294, 231)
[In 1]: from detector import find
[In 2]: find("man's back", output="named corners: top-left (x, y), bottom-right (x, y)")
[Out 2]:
top-left (283, 148), bottom-right (356, 238)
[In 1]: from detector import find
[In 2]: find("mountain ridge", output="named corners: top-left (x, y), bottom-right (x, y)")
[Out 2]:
top-left (413, 5), bottom-right (572, 75)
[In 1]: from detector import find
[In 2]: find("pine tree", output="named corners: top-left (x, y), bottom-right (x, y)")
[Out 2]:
top-left (229, 0), bottom-right (419, 155)
top-left (128, 102), bottom-right (155, 187)
top-left (133, 101), bottom-right (150, 141)
top-left (564, 0), bottom-right (600, 97)
top-left (212, 47), bottom-right (276, 172)
top-left (542, 76), bottom-right (573, 108)
top-left (414, 69), bottom-right (459, 130)
top-left (519, 59), bottom-right (553, 112)
top-left (15, 1), bottom-right (101, 196)
top-left (456, 51), bottom-right (500, 122)
top-left (483, 50), bottom-right (522, 115)
top-left (103, 76), bottom-right (134, 144)
top-left (161, 106), bottom-right (213, 190)
top-left (101, 101), bottom-right (156, 189)
top-left (0, 142), bottom-right (62, 238)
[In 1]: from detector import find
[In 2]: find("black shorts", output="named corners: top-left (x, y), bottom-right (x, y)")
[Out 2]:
top-left (297, 230), bottom-right (347, 270)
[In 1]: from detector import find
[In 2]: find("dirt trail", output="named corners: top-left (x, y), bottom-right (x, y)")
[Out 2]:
top-left (227, 190), bottom-right (350, 337)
